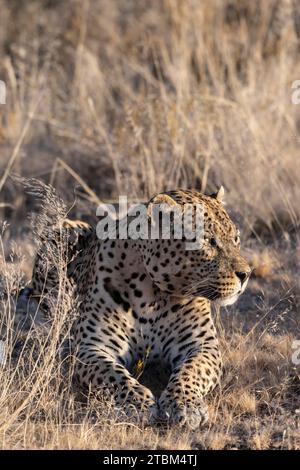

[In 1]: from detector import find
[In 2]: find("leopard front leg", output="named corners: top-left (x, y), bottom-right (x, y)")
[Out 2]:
top-left (75, 343), bottom-right (157, 422)
top-left (157, 301), bottom-right (222, 429)
top-left (158, 347), bottom-right (222, 429)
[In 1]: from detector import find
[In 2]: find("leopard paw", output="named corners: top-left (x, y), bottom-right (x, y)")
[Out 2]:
top-left (157, 400), bottom-right (209, 430)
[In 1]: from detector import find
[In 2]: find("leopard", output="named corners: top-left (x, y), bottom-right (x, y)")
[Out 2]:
top-left (20, 186), bottom-right (251, 429)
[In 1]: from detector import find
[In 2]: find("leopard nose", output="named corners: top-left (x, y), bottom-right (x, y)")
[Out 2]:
top-left (235, 271), bottom-right (250, 285)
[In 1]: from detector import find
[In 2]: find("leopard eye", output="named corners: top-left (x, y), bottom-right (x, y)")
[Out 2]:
top-left (234, 234), bottom-right (240, 245)
top-left (210, 237), bottom-right (217, 247)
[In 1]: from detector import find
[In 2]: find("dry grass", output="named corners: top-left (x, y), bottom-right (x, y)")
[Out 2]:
top-left (0, 0), bottom-right (300, 449)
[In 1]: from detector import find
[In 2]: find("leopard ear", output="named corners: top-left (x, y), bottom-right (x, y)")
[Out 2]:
top-left (211, 186), bottom-right (225, 204)
top-left (147, 193), bottom-right (178, 218)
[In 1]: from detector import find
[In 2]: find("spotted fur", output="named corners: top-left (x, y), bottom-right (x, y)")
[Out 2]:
top-left (25, 188), bottom-right (251, 429)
